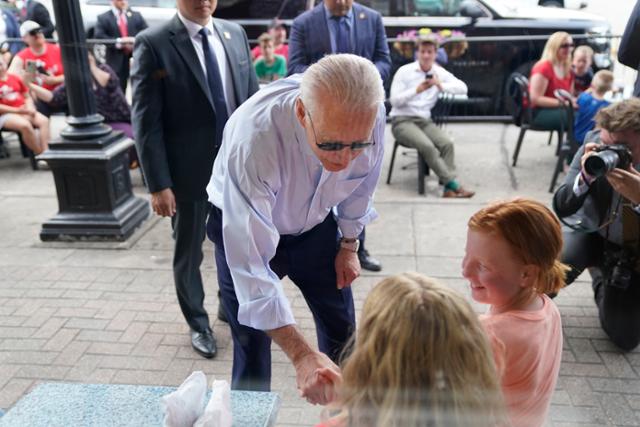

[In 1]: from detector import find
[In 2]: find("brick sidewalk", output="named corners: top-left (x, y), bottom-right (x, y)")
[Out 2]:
top-left (0, 123), bottom-right (638, 426)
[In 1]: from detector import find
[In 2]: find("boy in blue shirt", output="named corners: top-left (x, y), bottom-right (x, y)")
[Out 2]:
top-left (574, 70), bottom-right (614, 145)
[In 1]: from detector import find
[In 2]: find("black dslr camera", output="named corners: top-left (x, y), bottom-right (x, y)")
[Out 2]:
top-left (584, 144), bottom-right (633, 178)
top-left (603, 248), bottom-right (637, 290)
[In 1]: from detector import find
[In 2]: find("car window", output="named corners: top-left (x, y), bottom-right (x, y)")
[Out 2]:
top-left (361, 0), bottom-right (466, 17)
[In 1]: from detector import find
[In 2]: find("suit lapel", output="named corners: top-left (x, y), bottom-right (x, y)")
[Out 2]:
top-left (213, 19), bottom-right (239, 107)
top-left (168, 16), bottom-right (214, 109)
top-left (108, 12), bottom-right (119, 37)
top-left (126, 9), bottom-right (134, 35)
top-left (312, 5), bottom-right (332, 55)
top-left (352, 4), bottom-right (367, 56)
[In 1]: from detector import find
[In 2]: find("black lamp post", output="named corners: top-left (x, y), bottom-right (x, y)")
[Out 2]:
top-left (38, 0), bottom-right (149, 241)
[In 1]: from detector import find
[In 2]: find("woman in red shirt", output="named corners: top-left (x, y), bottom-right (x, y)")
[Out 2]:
top-left (0, 56), bottom-right (49, 154)
top-left (529, 31), bottom-right (576, 130)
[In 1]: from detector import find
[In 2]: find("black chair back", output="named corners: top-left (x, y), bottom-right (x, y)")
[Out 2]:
top-left (507, 72), bottom-right (533, 127)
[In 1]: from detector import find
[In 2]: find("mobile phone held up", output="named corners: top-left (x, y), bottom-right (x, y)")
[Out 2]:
top-left (425, 72), bottom-right (433, 80)
top-left (26, 60), bottom-right (37, 74)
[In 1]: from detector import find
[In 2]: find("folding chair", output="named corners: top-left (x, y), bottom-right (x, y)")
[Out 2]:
top-left (507, 72), bottom-right (562, 167)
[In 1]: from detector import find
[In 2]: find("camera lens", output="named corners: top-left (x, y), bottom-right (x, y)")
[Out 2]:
top-left (584, 150), bottom-right (621, 178)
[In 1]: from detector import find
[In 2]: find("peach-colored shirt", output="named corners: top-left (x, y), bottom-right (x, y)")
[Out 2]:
top-left (481, 295), bottom-right (563, 427)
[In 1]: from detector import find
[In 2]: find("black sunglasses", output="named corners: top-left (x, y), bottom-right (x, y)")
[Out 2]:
top-left (560, 43), bottom-right (574, 49)
top-left (305, 107), bottom-right (375, 152)
top-left (28, 29), bottom-right (42, 36)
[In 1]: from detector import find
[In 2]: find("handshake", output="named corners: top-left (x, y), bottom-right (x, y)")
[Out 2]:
top-left (294, 350), bottom-right (343, 405)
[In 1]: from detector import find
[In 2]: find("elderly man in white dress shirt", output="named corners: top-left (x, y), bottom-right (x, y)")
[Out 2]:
top-left (389, 34), bottom-right (474, 198)
top-left (206, 54), bottom-right (385, 403)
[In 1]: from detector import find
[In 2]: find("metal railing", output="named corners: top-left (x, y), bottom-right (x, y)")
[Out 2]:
top-left (3, 33), bottom-right (635, 122)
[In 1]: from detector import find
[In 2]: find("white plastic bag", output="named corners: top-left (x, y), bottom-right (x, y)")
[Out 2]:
top-left (162, 371), bottom-right (207, 427)
top-left (193, 380), bottom-right (233, 427)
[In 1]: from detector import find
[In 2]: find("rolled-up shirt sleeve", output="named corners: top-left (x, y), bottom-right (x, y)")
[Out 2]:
top-left (221, 139), bottom-right (295, 331)
top-left (335, 105), bottom-right (386, 238)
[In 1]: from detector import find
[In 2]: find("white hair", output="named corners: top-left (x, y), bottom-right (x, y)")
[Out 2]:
top-left (300, 54), bottom-right (384, 118)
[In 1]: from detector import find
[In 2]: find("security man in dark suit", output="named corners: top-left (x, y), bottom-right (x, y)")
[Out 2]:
top-left (131, 0), bottom-right (259, 359)
top-left (553, 99), bottom-right (640, 351)
top-left (287, 0), bottom-right (391, 272)
top-left (94, 0), bottom-right (148, 93)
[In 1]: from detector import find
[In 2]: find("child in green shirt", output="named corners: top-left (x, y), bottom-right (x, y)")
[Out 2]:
top-left (254, 33), bottom-right (286, 84)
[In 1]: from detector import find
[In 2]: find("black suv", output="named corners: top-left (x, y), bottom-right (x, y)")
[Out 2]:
top-left (219, 0), bottom-right (611, 119)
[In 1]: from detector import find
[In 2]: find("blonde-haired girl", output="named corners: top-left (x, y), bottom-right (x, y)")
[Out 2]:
top-left (463, 198), bottom-right (567, 427)
top-left (316, 273), bottom-right (505, 427)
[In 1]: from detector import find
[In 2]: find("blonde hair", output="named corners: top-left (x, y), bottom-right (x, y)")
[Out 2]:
top-left (591, 69), bottom-right (614, 94)
top-left (596, 97), bottom-right (640, 133)
top-left (468, 198), bottom-right (568, 298)
top-left (336, 273), bottom-right (505, 427)
top-left (540, 31), bottom-right (572, 72)
top-left (574, 44), bottom-right (594, 59)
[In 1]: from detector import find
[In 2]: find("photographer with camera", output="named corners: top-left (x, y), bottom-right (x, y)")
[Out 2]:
top-left (553, 98), bottom-right (640, 351)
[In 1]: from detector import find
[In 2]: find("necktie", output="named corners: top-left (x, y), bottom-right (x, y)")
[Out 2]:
top-left (118, 11), bottom-right (128, 37)
top-left (198, 27), bottom-right (229, 147)
top-left (331, 16), bottom-right (351, 54)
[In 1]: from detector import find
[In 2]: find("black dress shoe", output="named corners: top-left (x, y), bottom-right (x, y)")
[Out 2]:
top-left (191, 328), bottom-right (217, 359)
top-left (358, 249), bottom-right (382, 272)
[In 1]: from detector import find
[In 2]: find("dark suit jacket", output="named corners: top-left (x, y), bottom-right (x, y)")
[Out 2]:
top-left (619, 0), bottom-right (640, 97)
top-left (25, 0), bottom-right (54, 39)
top-left (287, 2), bottom-right (390, 81)
top-left (131, 15), bottom-right (259, 202)
top-left (1, 10), bottom-right (20, 55)
top-left (94, 9), bottom-right (148, 78)
top-left (554, 142), bottom-right (614, 229)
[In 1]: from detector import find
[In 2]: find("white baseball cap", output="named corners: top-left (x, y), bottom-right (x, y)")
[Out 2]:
top-left (20, 20), bottom-right (42, 38)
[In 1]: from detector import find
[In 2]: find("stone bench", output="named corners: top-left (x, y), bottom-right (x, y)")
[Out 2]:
top-left (0, 383), bottom-right (280, 427)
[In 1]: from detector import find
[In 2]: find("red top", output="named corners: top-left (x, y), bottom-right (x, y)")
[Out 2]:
top-left (0, 73), bottom-right (27, 108)
top-left (251, 43), bottom-right (289, 61)
top-left (16, 43), bottom-right (64, 91)
top-left (529, 59), bottom-right (573, 101)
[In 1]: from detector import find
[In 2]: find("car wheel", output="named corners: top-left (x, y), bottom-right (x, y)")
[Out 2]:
top-left (539, 0), bottom-right (563, 7)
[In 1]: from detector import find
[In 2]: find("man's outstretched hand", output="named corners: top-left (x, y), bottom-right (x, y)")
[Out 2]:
top-left (295, 351), bottom-right (341, 405)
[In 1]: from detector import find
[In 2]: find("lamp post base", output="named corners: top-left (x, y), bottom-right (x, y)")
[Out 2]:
top-left (38, 130), bottom-right (150, 242)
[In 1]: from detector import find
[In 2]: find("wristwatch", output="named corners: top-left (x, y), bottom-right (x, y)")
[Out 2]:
top-left (339, 237), bottom-right (360, 253)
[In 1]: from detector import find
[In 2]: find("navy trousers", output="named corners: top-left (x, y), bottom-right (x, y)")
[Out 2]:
top-left (206, 207), bottom-right (356, 391)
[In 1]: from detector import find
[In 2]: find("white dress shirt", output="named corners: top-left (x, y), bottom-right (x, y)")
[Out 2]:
top-left (177, 12), bottom-right (237, 114)
top-left (206, 75), bottom-right (386, 331)
top-left (389, 61), bottom-right (467, 120)
top-left (111, 6), bottom-right (126, 21)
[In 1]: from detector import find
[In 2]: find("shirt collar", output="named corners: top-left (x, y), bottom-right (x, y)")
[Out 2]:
top-left (177, 11), bottom-right (215, 39)
top-left (112, 7), bottom-right (125, 17)
top-left (323, 4), bottom-right (353, 21)
top-left (413, 61), bottom-right (436, 73)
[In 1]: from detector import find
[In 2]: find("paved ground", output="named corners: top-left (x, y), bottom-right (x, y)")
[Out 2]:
top-left (0, 119), bottom-right (639, 426)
